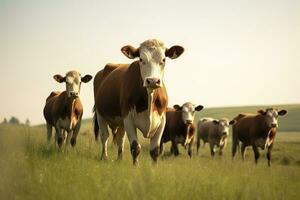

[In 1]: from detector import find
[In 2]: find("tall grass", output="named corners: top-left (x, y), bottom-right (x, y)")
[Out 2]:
top-left (0, 123), bottom-right (300, 200)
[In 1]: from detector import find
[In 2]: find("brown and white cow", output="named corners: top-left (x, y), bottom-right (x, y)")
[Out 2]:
top-left (160, 103), bottom-right (203, 158)
top-left (232, 108), bottom-right (287, 166)
top-left (93, 39), bottom-right (184, 164)
top-left (43, 71), bottom-right (92, 147)
top-left (197, 118), bottom-right (236, 157)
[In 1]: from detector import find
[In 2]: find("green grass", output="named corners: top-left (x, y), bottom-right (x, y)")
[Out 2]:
top-left (1, 104), bottom-right (300, 200)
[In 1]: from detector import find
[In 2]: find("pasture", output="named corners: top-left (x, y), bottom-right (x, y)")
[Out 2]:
top-left (1, 105), bottom-right (300, 200)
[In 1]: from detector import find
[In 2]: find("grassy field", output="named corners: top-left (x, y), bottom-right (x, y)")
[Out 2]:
top-left (1, 105), bottom-right (300, 200)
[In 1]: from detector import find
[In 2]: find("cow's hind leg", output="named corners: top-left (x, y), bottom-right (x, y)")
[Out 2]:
top-left (159, 142), bottom-right (164, 155)
top-left (252, 144), bottom-right (260, 164)
top-left (115, 128), bottom-right (125, 160)
top-left (241, 143), bottom-right (246, 160)
top-left (96, 111), bottom-right (110, 160)
top-left (171, 141), bottom-right (179, 156)
top-left (46, 123), bottom-right (52, 142)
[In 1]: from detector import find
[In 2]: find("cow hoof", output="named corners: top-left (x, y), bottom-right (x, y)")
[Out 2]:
top-left (150, 147), bottom-right (159, 162)
top-left (70, 138), bottom-right (76, 147)
top-left (131, 141), bottom-right (141, 164)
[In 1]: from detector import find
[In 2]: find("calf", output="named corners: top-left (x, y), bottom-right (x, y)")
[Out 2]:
top-left (43, 71), bottom-right (92, 147)
top-left (160, 102), bottom-right (203, 157)
top-left (197, 118), bottom-right (236, 157)
top-left (93, 39), bottom-right (184, 164)
top-left (232, 108), bottom-right (287, 166)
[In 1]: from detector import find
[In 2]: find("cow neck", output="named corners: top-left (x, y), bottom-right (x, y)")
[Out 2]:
top-left (257, 114), bottom-right (272, 138)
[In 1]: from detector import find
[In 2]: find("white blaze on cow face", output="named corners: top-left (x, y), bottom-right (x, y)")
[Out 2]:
top-left (53, 71), bottom-right (93, 98)
top-left (258, 108), bottom-right (287, 129)
top-left (139, 40), bottom-right (166, 91)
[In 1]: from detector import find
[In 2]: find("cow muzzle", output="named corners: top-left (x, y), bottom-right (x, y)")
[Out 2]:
top-left (185, 120), bottom-right (193, 125)
top-left (69, 91), bottom-right (79, 98)
top-left (145, 77), bottom-right (161, 89)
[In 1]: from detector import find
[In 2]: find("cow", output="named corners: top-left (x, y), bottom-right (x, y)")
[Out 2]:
top-left (43, 71), bottom-right (92, 147)
top-left (93, 39), bottom-right (184, 164)
top-left (159, 102), bottom-right (203, 158)
top-left (197, 118), bottom-right (236, 157)
top-left (232, 108), bottom-right (287, 166)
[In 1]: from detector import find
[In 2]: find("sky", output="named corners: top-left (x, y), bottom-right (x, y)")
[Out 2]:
top-left (0, 0), bottom-right (299, 125)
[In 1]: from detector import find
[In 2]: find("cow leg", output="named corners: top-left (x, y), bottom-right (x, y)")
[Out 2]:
top-left (70, 121), bottom-right (81, 147)
top-left (172, 142), bottom-right (179, 156)
top-left (159, 142), bottom-right (164, 155)
top-left (187, 137), bottom-right (194, 158)
top-left (196, 137), bottom-right (201, 155)
top-left (210, 143), bottom-right (215, 158)
top-left (96, 112), bottom-right (109, 160)
top-left (219, 146), bottom-right (223, 156)
top-left (124, 116), bottom-right (141, 165)
top-left (54, 125), bottom-right (63, 148)
top-left (46, 123), bottom-right (52, 142)
top-left (267, 144), bottom-right (273, 167)
top-left (150, 116), bottom-right (166, 163)
top-left (232, 140), bottom-right (239, 159)
top-left (115, 128), bottom-right (125, 160)
top-left (241, 143), bottom-right (246, 160)
top-left (252, 144), bottom-right (260, 164)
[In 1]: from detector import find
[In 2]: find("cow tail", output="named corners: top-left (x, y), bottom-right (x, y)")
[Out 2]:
top-left (93, 106), bottom-right (99, 141)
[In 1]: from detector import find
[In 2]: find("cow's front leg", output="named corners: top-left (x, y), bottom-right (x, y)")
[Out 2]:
top-left (187, 138), bottom-right (194, 158)
top-left (210, 143), bottom-right (215, 158)
top-left (150, 115), bottom-right (166, 163)
top-left (124, 115), bottom-right (141, 165)
top-left (267, 143), bottom-right (273, 167)
top-left (71, 121), bottom-right (81, 147)
top-left (54, 125), bottom-right (63, 148)
top-left (252, 144), bottom-right (260, 164)
top-left (159, 141), bottom-right (164, 156)
top-left (171, 141), bottom-right (179, 156)
top-left (114, 128), bottom-right (125, 160)
top-left (241, 143), bottom-right (246, 160)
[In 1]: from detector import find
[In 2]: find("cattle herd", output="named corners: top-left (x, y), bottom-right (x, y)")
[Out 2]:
top-left (43, 39), bottom-right (287, 166)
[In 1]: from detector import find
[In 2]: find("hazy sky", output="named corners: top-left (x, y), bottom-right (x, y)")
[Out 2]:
top-left (0, 0), bottom-right (299, 125)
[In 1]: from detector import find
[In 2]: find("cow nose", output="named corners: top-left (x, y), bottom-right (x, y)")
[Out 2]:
top-left (186, 120), bottom-right (192, 124)
top-left (271, 123), bottom-right (277, 128)
top-left (70, 92), bottom-right (79, 97)
top-left (146, 78), bottom-right (161, 88)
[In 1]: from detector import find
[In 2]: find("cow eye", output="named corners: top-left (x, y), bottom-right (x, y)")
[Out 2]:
top-left (139, 58), bottom-right (143, 62)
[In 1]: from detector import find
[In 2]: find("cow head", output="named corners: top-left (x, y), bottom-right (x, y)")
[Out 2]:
top-left (53, 71), bottom-right (92, 98)
top-left (174, 102), bottom-right (204, 146)
top-left (121, 39), bottom-right (184, 92)
top-left (174, 102), bottom-right (203, 125)
top-left (258, 108), bottom-right (287, 128)
top-left (213, 119), bottom-right (236, 147)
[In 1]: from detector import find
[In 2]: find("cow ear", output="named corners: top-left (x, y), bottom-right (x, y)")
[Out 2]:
top-left (278, 109), bottom-right (287, 116)
top-left (81, 75), bottom-right (93, 83)
top-left (173, 104), bottom-right (182, 111)
top-left (229, 120), bottom-right (236, 125)
top-left (195, 105), bottom-right (204, 112)
top-left (121, 45), bottom-right (139, 59)
top-left (213, 120), bottom-right (219, 124)
top-left (53, 74), bottom-right (65, 83)
top-left (165, 45), bottom-right (184, 59)
top-left (258, 110), bottom-right (266, 115)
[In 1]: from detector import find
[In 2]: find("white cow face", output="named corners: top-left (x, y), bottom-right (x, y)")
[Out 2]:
top-left (213, 119), bottom-right (236, 146)
top-left (53, 71), bottom-right (92, 98)
top-left (121, 39), bottom-right (184, 92)
top-left (258, 108), bottom-right (287, 128)
top-left (174, 102), bottom-right (203, 125)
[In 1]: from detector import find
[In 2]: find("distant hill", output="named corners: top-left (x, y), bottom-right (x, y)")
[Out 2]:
top-left (46, 104), bottom-right (300, 133)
